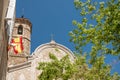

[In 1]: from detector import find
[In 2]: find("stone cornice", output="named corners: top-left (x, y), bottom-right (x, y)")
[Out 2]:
top-left (8, 61), bottom-right (31, 72)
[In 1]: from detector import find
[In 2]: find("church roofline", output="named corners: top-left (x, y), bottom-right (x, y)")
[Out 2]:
top-left (31, 40), bottom-right (75, 58)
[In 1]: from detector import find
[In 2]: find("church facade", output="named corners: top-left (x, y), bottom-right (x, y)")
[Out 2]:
top-left (7, 17), bottom-right (75, 80)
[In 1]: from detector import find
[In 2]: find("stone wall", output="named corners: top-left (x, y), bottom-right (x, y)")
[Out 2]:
top-left (7, 62), bottom-right (32, 80)
top-left (0, 0), bottom-right (9, 80)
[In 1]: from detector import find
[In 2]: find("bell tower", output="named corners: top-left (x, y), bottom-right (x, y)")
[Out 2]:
top-left (8, 17), bottom-right (32, 66)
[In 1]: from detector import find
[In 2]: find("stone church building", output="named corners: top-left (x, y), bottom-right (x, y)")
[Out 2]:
top-left (7, 17), bottom-right (75, 80)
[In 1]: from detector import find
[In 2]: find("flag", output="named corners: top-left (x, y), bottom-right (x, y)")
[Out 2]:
top-left (11, 36), bottom-right (23, 54)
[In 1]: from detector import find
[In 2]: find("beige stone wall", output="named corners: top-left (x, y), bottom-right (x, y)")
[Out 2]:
top-left (8, 56), bottom-right (27, 65)
top-left (7, 63), bottom-right (32, 80)
top-left (7, 61), bottom-right (39, 80)
top-left (0, 0), bottom-right (9, 80)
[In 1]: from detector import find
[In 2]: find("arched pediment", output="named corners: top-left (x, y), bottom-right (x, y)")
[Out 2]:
top-left (31, 40), bottom-right (75, 61)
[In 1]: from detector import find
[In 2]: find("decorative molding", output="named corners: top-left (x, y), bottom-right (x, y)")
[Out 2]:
top-left (8, 54), bottom-right (29, 58)
top-left (8, 61), bottom-right (31, 72)
top-left (33, 40), bottom-right (75, 58)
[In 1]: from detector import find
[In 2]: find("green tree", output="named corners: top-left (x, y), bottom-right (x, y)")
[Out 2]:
top-left (37, 54), bottom-right (76, 80)
top-left (70, 0), bottom-right (120, 73)
top-left (37, 0), bottom-right (120, 79)
top-left (71, 0), bottom-right (120, 56)
top-left (37, 54), bottom-right (120, 80)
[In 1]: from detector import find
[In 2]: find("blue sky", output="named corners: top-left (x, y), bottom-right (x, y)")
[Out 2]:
top-left (16, 0), bottom-right (120, 74)
top-left (16, 0), bottom-right (79, 53)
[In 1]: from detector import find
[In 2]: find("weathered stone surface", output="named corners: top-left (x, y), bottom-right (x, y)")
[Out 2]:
top-left (0, 0), bottom-right (9, 80)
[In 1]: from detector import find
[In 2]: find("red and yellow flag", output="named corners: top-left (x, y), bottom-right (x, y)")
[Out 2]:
top-left (11, 36), bottom-right (23, 54)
